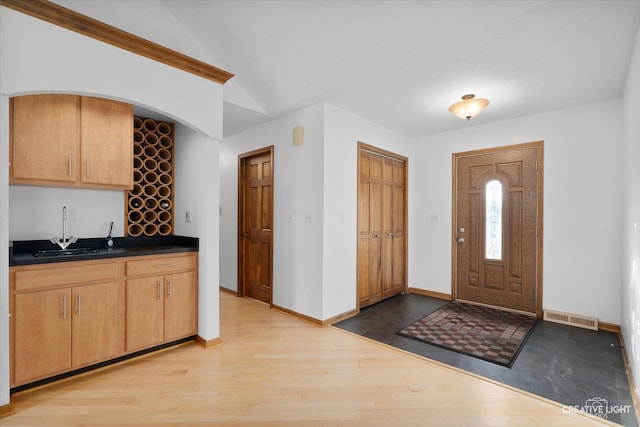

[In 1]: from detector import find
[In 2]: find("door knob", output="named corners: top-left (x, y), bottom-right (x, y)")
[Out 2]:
top-left (457, 237), bottom-right (465, 243)
top-left (243, 232), bottom-right (249, 237)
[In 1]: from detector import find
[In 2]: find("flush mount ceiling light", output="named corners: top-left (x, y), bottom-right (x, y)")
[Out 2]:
top-left (448, 94), bottom-right (490, 120)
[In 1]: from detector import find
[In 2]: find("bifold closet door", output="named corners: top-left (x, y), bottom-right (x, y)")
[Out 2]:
top-left (358, 147), bottom-right (406, 309)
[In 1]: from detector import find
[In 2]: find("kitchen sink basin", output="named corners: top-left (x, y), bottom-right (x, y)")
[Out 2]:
top-left (33, 247), bottom-right (100, 257)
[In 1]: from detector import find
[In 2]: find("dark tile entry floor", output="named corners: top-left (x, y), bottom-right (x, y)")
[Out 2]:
top-left (333, 294), bottom-right (638, 426)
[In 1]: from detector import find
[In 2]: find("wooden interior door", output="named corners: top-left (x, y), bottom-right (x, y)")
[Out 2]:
top-left (453, 142), bottom-right (543, 315)
top-left (358, 151), bottom-right (383, 306)
top-left (385, 157), bottom-right (406, 300)
top-left (358, 143), bottom-right (407, 309)
top-left (238, 147), bottom-right (274, 304)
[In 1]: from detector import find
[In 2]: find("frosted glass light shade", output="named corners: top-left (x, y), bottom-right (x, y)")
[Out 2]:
top-left (448, 94), bottom-right (489, 120)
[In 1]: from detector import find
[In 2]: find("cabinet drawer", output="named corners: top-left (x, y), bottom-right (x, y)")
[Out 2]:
top-left (15, 263), bottom-right (118, 292)
top-left (126, 255), bottom-right (196, 277)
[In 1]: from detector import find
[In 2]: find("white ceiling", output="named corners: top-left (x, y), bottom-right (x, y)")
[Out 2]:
top-left (54, 1), bottom-right (640, 138)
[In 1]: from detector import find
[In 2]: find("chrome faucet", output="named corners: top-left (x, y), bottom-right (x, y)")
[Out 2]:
top-left (51, 206), bottom-right (77, 250)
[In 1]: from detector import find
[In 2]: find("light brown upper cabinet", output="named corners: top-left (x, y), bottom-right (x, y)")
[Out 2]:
top-left (10, 94), bottom-right (133, 190)
top-left (80, 96), bottom-right (133, 188)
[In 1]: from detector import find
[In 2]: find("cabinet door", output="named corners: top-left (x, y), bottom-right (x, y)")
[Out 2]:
top-left (10, 94), bottom-right (79, 183)
top-left (80, 96), bottom-right (133, 188)
top-left (164, 272), bottom-right (197, 341)
top-left (71, 282), bottom-right (118, 367)
top-left (126, 276), bottom-right (164, 352)
top-left (14, 288), bottom-right (71, 385)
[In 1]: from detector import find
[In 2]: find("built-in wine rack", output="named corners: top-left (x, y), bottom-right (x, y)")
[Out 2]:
top-left (126, 116), bottom-right (174, 237)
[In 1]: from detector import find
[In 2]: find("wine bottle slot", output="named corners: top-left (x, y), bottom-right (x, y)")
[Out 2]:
top-left (143, 211), bottom-right (158, 223)
top-left (142, 118), bottom-right (158, 133)
top-left (133, 143), bottom-right (143, 156)
top-left (131, 183), bottom-right (143, 196)
top-left (143, 158), bottom-right (158, 171)
top-left (159, 173), bottom-right (172, 185)
top-left (144, 197), bottom-right (159, 209)
top-left (159, 135), bottom-right (173, 149)
top-left (128, 223), bottom-right (143, 237)
top-left (128, 210), bottom-right (142, 224)
top-left (143, 145), bottom-right (158, 159)
top-left (144, 171), bottom-right (159, 184)
top-left (158, 223), bottom-right (172, 236)
top-left (157, 122), bottom-right (171, 136)
top-left (158, 198), bottom-right (172, 210)
top-left (133, 130), bottom-right (144, 144)
top-left (133, 157), bottom-right (143, 170)
top-left (144, 133), bottom-right (158, 146)
top-left (143, 223), bottom-right (158, 236)
top-left (157, 185), bottom-right (171, 198)
top-left (133, 117), bottom-right (143, 131)
top-left (158, 148), bottom-right (171, 161)
top-left (128, 196), bottom-right (143, 210)
top-left (133, 170), bottom-right (143, 184)
top-left (143, 184), bottom-right (157, 197)
top-left (158, 160), bottom-right (171, 174)
top-left (158, 211), bottom-right (171, 223)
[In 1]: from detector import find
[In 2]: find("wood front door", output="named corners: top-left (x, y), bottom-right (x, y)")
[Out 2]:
top-left (238, 147), bottom-right (274, 304)
top-left (453, 142), bottom-right (543, 316)
top-left (357, 143), bottom-right (407, 309)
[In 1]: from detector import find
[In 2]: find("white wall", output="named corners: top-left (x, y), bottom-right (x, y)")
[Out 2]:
top-left (322, 104), bottom-right (409, 319)
top-left (220, 104), bottom-right (325, 319)
top-left (0, 7), bottom-right (224, 407)
top-left (0, 9), bottom-right (222, 138)
top-left (219, 103), bottom-right (409, 321)
top-left (410, 99), bottom-right (623, 324)
top-left (9, 187), bottom-right (125, 241)
top-left (621, 26), bottom-right (640, 399)
top-left (174, 124), bottom-right (221, 340)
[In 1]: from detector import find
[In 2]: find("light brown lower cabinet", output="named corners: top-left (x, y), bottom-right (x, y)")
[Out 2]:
top-left (71, 282), bottom-right (118, 367)
top-left (13, 281), bottom-right (118, 386)
top-left (10, 252), bottom-right (198, 388)
top-left (11, 261), bottom-right (119, 387)
top-left (14, 287), bottom-right (72, 385)
top-left (125, 272), bottom-right (197, 352)
top-left (125, 256), bottom-right (198, 353)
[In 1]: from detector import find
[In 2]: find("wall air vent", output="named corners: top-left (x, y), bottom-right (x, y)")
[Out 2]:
top-left (543, 309), bottom-right (598, 331)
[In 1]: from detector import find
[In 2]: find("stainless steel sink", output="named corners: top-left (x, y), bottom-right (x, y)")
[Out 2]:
top-left (33, 248), bottom-right (100, 257)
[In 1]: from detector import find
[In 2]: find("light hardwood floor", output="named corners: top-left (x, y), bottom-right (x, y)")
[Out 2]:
top-left (2, 292), bottom-right (615, 426)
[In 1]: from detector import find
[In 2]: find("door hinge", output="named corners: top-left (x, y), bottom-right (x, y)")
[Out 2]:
top-left (536, 226), bottom-right (538, 236)
top-left (535, 161), bottom-right (538, 171)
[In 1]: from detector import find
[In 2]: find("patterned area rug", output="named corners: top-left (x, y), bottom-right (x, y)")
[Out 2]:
top-left (397, 301), bottom-right (536, 367)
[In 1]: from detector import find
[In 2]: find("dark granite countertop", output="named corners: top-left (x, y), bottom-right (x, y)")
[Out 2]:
top-left (10, 235), bottom-right (198, 266)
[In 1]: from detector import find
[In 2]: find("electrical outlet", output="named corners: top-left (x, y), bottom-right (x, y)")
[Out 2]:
top-left (304, 213), bottom-right (312, 223)
top-left (430, 213), bottom-right (440, 222)
top-left (185, 210), bottom-right (192, 223)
